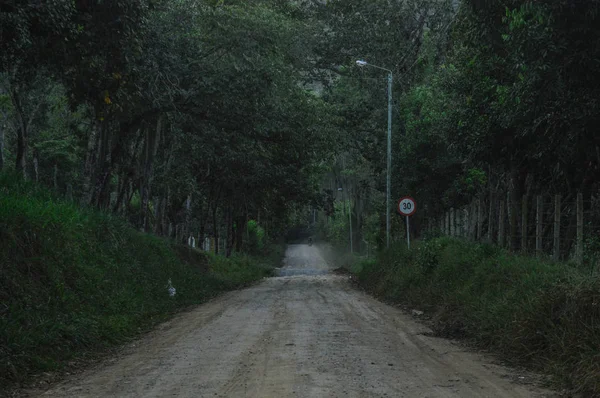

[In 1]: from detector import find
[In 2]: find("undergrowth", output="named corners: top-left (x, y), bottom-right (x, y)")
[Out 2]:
top-left (0, 173), bottom-right (277, 391)
top-left (354, 237), bottom-right (600, 395)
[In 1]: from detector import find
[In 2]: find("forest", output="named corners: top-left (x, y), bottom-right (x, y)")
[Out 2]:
top-left (3, 0), bottom-right (599, 255)
top-left (317, 0), bottom-right (600, 262)
top-left (3, 0), bottom-right (600, 394)
top-left (1, 0), bottom-right (338, 255)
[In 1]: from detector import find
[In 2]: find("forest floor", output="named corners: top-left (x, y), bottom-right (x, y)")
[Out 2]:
top-left (26, 245), bottom-right (557, 398)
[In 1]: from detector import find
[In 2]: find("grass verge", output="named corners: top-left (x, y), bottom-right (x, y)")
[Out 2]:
top-left (0, 173), bottom-right (278, 392)
top-left (352, 237), bottom-right (600, 395)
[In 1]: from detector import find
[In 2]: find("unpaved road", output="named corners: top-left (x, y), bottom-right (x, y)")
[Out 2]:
top-left (35, 244), bottom-right (556, 398)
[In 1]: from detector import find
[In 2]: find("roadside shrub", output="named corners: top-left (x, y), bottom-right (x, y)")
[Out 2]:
top-left (246, 220), bottom-right (266, 254)
top-left (355, 237), bottom-right (600, 395)
top-left (0, 173), bottom-right (277, 391)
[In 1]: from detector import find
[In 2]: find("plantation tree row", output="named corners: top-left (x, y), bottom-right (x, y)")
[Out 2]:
top-left (314, 0), bottom-right (600, 255)
top-left (0, 0), bottom-right (341, 254)
top-left (3, 0), bottom-right (600, 255)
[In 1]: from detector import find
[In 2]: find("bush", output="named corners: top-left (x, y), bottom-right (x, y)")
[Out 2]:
top-left (246, 220), bottom-right (266, 254)
top-left (355, 237), bottom-right (600, 395)
top-left (318, 201), bottom-right (352, 249)
top-left (208, 252), bottom-right (274, 287)
top-left (0, 173), bottom-right (276, 391)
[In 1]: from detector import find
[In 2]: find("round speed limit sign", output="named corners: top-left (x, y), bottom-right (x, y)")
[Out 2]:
top-left (398, 196), bottom-right (416, 216)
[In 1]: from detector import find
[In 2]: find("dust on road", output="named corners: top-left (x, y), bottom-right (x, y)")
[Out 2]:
top-left (34, 244), bottom-right (556, 398)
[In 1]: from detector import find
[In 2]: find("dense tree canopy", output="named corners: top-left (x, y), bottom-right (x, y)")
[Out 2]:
top-left (313, 0), bottom-right (600, 253)
top-left (2, 0), bottom-right (600, 255)
top-left (1, 0), bottom-right (337, 254)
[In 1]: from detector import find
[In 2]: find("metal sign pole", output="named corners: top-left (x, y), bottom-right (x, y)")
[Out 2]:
top-left (406, 216), bottom-right (410, 250)
top-left (398, 196), bottom-right (416, 250)
top-left (349, 198), bottom-right (353, 253)
top-left (386, 72), bottom-right (393, 249)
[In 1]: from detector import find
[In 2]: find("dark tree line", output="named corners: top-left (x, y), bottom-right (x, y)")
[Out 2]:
top-left (0, 0), bottom-right (338, 254)
top-left (312, 0), bottom-right (600, 253)
top-left (4, 0), bottom-right (599, 254)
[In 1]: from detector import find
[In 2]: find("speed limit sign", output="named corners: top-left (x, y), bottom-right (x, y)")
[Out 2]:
top-left (398, 196), bottom-right (416, 217)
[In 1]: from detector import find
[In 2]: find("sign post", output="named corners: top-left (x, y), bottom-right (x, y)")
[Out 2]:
top-left (397, 196), bottom-right (416, 249)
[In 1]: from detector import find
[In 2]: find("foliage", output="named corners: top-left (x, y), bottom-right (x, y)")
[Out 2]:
top-left (318, 0), bottom-right (600, 257)
top-left (246, 220), bottom-right (266, 254)
top-left (0, 0), bottom-right (339, 253)
top-left (0, 172), bottom-right (277, 390)
top-left (401, 0), bottom-right (600, 215)
top-left (315, 2), bottom-right (600, 393)
top-left (318, 201), bottom-right (352, 248)
top-left (354, 237), bottom-right (600, 394)
top-left (3, 0), bottom-right (600, 393)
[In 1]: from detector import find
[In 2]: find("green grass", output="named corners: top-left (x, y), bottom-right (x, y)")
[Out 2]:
top-left (0, 173), bottom-right (278, 391)
top-left (353, 237), bottom-right (600, 395)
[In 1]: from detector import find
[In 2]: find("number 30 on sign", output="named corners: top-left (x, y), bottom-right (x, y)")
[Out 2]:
top-left (397, 196), bottom-right (416, 217)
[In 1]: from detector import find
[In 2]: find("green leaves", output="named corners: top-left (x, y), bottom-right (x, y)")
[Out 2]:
top-left (0, 0), bottom-right (342, 242)
top-left (388, 0), bottom-right (600, 219)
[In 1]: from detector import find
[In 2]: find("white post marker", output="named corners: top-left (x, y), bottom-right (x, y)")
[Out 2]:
top-left (398, 196), bottom-right (417, 249)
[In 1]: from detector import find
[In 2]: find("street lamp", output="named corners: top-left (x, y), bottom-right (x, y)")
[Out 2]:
top-left (356, 59), bottom-right (393, 249)
top-left (338, 187), bottom-right (353, 253)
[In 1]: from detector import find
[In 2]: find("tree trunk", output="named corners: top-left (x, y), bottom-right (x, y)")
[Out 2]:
top-left (153, 195), bottom-right (161, 235)
top-left (126, 180), bottom-right (135, 214)
top-left (226, 206), bottom-right (234, 257)
top-left (113, 173), bottom-right (129, 214)
top-left (53, 164), bottom-right (58, 190)
top-left (33, 153), bottom-right (39, 182)
top-left (235, 215), bottom-right (245, 253)
top-left (563, 194), bottom-right (578, 256)
top-left (140, 116), bottom-right (163, 231)
top-left (184, 193), bottom-right (192, 240)
top-left (91, 120), bottom-right (112, 208)
top-left (82, 118), bottom-right (101, 205)
top-left (96, 126), bottom-right (124, 209)
top-left (92, 115), bottom-right (146, 209)
top-left (153, 196), bottom-right (161, 234)
top-left (140, 126), bottom-right (150, 230)
top-left (159, 195), bottom-right (167, 236)
top-left (212, 206), bottom-right (219, 255)
top-left (199, 198), bottom-right (209, 246)
top-left (509, 163), bottom-right (521, 252)
top-left (10, 89), bottom-right (28, 178)
top-left (165, 186), bottom-right (171, 236)
top-left (112, 128), bottom-right (144, 214)
top-left (0, 120), bottom-right (5, 171)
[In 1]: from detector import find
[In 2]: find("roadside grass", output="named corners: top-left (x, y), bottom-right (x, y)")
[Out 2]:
top-left (353, 237), bottom-right (600, 395)
top-left (0, 172), bottom-right (278, 391)
top-left (208, 252), bottom-right (275, 288)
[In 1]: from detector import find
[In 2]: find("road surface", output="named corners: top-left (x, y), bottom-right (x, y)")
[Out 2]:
top-left (36, 244), bottom-right (555, 397)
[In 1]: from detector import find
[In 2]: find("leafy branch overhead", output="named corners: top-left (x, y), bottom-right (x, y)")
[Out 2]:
top-left (0, 0), bottom-right (338, 255)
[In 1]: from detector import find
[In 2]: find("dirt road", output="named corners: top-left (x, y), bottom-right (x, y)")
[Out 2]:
top-left (37, 244), bottom-right (555, 398)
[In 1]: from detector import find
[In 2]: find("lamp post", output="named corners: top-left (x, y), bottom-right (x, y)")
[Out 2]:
top-left (338, 187), bottom-right (353, 253)
top-left (356, 60), bottom-right (392, 248)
